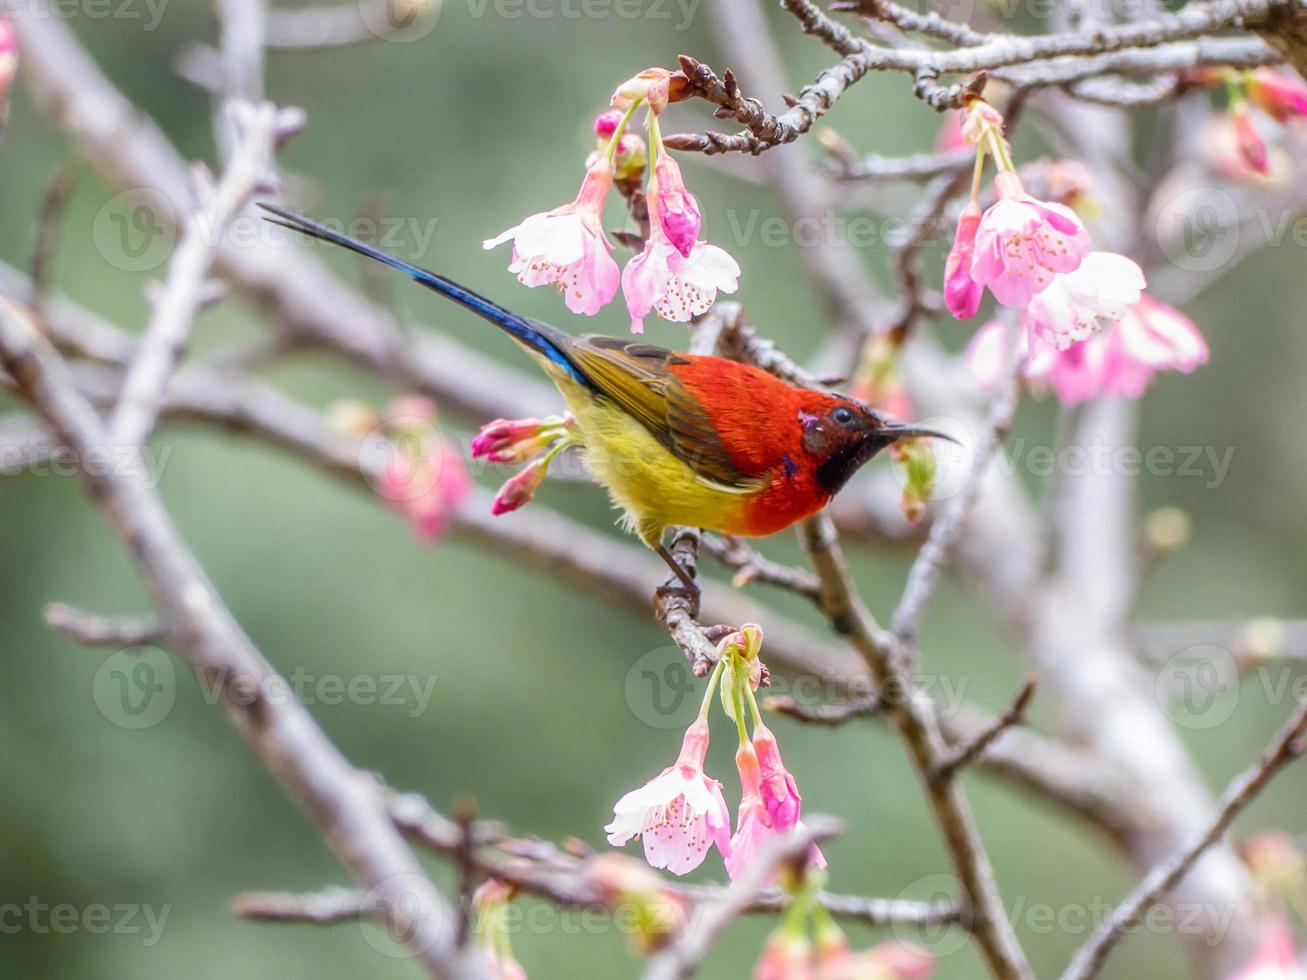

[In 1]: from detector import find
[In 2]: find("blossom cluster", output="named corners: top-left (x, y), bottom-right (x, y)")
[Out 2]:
top-left (605, 625), bottom-right (825, 883)
top-left (944, 98), bottom-right (1209, 404)
top-left (485, 67), bottom-right (739, 333)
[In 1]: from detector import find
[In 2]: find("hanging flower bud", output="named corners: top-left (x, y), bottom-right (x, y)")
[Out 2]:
top-left (1232, 107), bottom-right (1271, 176)
top-left (960, 99), bottom-right (1005, 146)
top-left (594, 110), bottom-right (647, 183)
top-left (754, 927), bottom-right (816, 980)
top-left (944, 200), bottom-right (983, 320)
top-left (612, 67), bottom-right (676, 114)
top-left (892, 438), bottom-right (937, 527)
top-left (490, 457), bottom-right (550, 515)
top-left (650, 151), bottom-right (702, 258)
top-left (1246, 67), bottom-right (1307, 124)
top-left (583, 853), bottom-right (689, 953)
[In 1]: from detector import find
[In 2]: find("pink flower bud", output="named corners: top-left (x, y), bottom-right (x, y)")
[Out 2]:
top-left (1233, 108), bottom-right (1270, 175)
top-left (612, 67), bottom-right (674, 114)
top-left (1247, 67), bottom-right (1307, 124)
top-left (651, 151), bottom-right (701, 258)
top-left (960, 99), bottom-right (1004, 145)
top-left (583, 854), bottom-right (688, 953)
top-left (944, 201), bottom-right (983, 319)
top-left (754, 930), bottom-right (815, 980)
top-left (593, 108), bottom-right (624, 137)
top-left (613, 133), bottom-right (648, 183)
top-left (936, 109), bottom-right (968, 153)
top-left (470, 417), bottom-right (548, 459)
top-left (490, 458), bottom-right (549, 515)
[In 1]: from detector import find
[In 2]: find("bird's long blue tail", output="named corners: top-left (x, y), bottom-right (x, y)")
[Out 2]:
top-left (258, 203), bottom-right (587, 385)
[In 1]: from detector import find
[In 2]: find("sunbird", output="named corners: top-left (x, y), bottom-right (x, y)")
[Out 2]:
top-left (261, 204), bottom-right (948, 602)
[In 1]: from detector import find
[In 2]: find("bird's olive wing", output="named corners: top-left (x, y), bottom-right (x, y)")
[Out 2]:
top-left (572, 336), bottom-right (762, 491)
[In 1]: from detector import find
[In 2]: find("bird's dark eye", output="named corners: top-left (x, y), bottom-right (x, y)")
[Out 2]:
top-left (831, 406), bottom-right (856, 427)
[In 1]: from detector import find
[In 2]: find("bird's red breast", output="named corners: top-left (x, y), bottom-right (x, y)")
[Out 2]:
top-left (668, 356), bottom-right (845, 536)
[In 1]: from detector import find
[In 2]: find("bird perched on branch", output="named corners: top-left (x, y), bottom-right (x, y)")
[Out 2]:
top-left (261, 204), bottom-right (949, 607)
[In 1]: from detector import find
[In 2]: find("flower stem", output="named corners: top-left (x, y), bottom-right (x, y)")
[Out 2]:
top-left (731, 658), bottom-right (750, 746)
top-left (697, 657), bottom-right (725, 723)
top-left (744, 679), bottom-right (764, 729)
top-left (969, 142), bottom-right (987, 203)
top-left (603, 98), bottom-right (643, 163)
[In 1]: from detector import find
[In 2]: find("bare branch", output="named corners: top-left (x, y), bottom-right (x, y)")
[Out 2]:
top-left (108, 100), bottom-right (299, 450)
top-left (1060, 695), bottom-right (1307, 980)
top-left (0, 297), bottom-right (479, 980)
top-left (933, 677), bottom-right (1037, 783)
top-left (44, 602), bottom-right (166, 648)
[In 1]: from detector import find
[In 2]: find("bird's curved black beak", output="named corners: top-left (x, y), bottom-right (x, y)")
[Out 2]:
top-left (881, 422), bottom-right (962, 446)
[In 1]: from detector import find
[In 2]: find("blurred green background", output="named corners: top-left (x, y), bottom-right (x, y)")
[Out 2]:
top-left (1, 2), bottom-right (1305, 978)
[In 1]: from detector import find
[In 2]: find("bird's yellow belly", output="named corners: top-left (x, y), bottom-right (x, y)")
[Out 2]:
top-left (557, 381), bottom-right (754, 546)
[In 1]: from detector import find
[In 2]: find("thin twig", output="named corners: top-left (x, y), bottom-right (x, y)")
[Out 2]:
top-left (933, 676), bottom-right (1037, 783)
top-left (1060, 695), bottom-right (1307, 980)
top-left (44, 602), bottom-right (166, 648)
top-left (108, 100), bottom-right (299, 450)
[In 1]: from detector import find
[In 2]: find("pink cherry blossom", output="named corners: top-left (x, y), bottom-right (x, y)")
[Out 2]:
top-left (483, 158), bottom-right (621, 316)
top-left (970, 171), bottom-right (1092, 309)
top-left (726, 741), bottom-right (825, 883)
top-left (1024, 251), bottom-right (1146, 350)
top-left (621, 200), bottom-right (740, 333)
top-left (967, 295), bottom-right (1208, 405)
top-left (377, 439), bottom-right (471, 543)
top-left (1230, 917), bottom-right (1306, 980)
top-left (944, 201), bottom-right (984, 319)
top-left (651, 151), bottom-right (702, 258)
top-left (605, 719), bottom-right (732, 875)
top-left (1247, 68), bottom-right (1307, 124)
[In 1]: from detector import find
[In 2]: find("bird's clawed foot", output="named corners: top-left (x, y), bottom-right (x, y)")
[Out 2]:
top-left (654, 543), bottom-right (702, 619)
